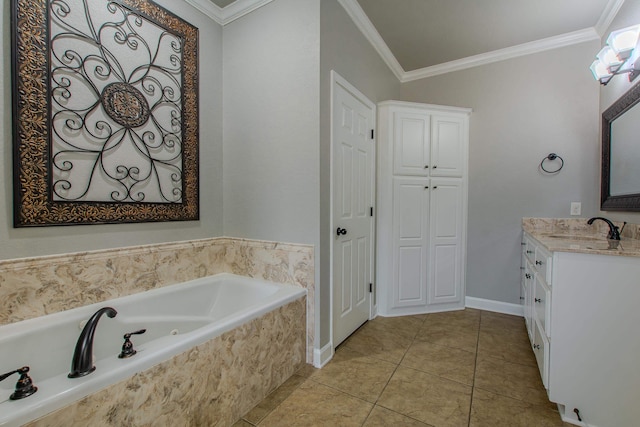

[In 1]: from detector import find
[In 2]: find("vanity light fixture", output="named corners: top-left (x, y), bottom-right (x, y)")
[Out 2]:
top-left (590, 24), bottom-right (640, 85)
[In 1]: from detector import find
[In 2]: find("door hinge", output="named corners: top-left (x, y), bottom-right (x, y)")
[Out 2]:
top-left (369, 283), bottom-right (373, 293)
top-left (371, 129), bottom-right (374, 140)
top-left (370, 206), bottom-right (374, 217)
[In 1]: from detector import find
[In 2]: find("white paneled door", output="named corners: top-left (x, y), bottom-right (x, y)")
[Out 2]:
top-left (332, 72), bottom-right (375, 347)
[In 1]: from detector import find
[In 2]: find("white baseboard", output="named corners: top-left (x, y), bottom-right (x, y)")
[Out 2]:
top-left (465, 297), bottom-right (524, 317)
top-left (313, 342), bottom-right (334, 368)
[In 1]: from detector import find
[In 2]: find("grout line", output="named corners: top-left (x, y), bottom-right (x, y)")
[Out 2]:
top-left (467, 310), bottom-right (483, 426)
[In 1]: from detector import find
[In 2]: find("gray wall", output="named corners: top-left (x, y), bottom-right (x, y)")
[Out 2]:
top-left (0, 0), bottom-right (224, 260)
top-left (598, 0), bottom-right (640, 224)
top-left (222, 0), bottom-right (321, 350)
top-left (400, 43), bottom-right (601, 304)
top-left (319, 0), bottom-right (400, 346)
top-left (222, 0), bottom-right (320, 247)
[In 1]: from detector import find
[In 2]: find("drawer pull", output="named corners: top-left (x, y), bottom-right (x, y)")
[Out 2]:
top-left (536, 260), bottom-right (543, 265)
top-left (535, 298), bottom-right (542, 303)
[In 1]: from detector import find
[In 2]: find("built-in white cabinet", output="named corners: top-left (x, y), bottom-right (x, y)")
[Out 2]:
top-left (392, 110), bottom-right (465, 178)
top-left (378, 101), bottom-right (470, 316)
top-left (521, 231), bottom-right (640, 426)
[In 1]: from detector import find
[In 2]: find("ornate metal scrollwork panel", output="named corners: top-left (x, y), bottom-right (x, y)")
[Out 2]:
top-left (12, 0), bottom-right (199, 226)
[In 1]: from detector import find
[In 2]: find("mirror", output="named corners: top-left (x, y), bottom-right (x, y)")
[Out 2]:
top-left (601, 82), bottom-right (640, 211)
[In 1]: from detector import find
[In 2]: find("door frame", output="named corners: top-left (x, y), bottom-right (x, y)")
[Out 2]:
top-left (329, 70), bottom-right (377, 355)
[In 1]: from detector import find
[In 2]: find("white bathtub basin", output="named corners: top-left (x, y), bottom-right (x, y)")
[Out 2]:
top-left (0, 273), bottom-right (306, 426)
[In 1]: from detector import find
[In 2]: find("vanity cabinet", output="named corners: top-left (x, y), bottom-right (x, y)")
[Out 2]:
top-left (377, 101), bottom-right (470, 316)
top-left (521, 231), bottom-right (640, 426)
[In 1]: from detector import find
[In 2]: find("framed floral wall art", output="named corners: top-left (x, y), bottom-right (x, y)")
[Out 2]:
top-left (12, 0), bottom-right (199, 226)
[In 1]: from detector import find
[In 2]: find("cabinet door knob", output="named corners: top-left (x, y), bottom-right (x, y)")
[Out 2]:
top-left (525, 274), bottom-right (531, 279)
top-left (533, 344), bottom-right (541, 350)
top-left (424, 165), bottom-right (429, 169)
top-left (433, 165), bottom-right (437, 169)
top-left (424, 186), bottom-right (429, 189)
top-left (526, 250), bottom-right (533, 254)
top-left (433, 186), bottom-right (438, 189)
top-left (535, 298), bottom-right (542, 303)
top-left (336, 227), bottom-right (347, 236)
top-left (535, 260), bottom-right (543, 265)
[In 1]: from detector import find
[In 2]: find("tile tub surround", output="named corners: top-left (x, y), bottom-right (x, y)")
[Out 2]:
top-left (25, 297), bottom-right (306, 427)
top-left (523, 217), bottom-right (640, 257)
top-left (0, 237), bottom-right (315, 362)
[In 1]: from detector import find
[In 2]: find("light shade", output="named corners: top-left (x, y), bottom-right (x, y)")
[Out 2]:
top-left (606, 25), bottom-right (640, 60)
top-left (596, 46), bottom-right (623, 70)
top-left (590, 60), bottom-right (612, 81)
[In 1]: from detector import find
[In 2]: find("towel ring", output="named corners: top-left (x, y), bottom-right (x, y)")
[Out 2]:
top-left (540, 153), bottom-right (564, 174)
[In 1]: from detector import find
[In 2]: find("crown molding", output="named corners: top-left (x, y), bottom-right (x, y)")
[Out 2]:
top-left (595, 0), bottom-right (625, 37)
top-left (184, 0), bottom-right (274, 25)
top-left (402, 28), bottom-right (601, 82)
top-left (336, 0), bottom-right (405, 81)
top-left (338, 0), bottom-right (610, 83)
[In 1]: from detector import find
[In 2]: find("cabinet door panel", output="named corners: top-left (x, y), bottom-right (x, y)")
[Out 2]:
top-left (428, 179), bottom-right (463, 305)
top-left (431, 115), bottom-right (464, 177)
top-left (393, 177), bottom-right (429, 308)
top-left (534, 274), bottom-right (551, 337)
top-left (393, 111), bottom-right (430, 176)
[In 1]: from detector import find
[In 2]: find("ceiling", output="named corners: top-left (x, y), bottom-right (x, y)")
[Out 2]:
top-left (191, 0), bottom-right (624, 80)
top-left (356, 0), bottom-right (614, 71)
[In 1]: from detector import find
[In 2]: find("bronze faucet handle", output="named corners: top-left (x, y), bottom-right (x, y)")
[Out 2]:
top-left (118, 329), bottom-right (147, 359)
top-left (0, 366), bottom-right (38, 400)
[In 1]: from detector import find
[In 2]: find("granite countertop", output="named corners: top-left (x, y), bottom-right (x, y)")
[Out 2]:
top-left (523, 218), bottom-right (640, 258)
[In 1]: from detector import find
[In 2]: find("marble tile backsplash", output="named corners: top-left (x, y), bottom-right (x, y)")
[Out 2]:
top-left (0, 237), bottom-right (314, 362)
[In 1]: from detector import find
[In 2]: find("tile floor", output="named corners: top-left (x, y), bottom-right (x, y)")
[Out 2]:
top-left (233, 309), bottom-right (572, 427)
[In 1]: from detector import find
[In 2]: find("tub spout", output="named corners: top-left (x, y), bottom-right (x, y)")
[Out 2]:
top-left (68, 307), bottom-right (117, 378)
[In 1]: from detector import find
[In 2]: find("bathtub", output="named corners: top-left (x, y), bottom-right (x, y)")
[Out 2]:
top-left (0, 273), bottom-right (306, 426)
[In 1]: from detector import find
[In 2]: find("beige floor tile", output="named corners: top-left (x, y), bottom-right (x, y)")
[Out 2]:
top-left (343, 322), bottom-right (413, 364)
top-left (294, 363), bottom-right (318, 379)
top-left (242, 374), bottom-right (307, 424)
top-left (426, 308), bottom-right (481, 322)
top-left (415, 324), bottom-right (479, 353)
top-left (474, 357), bottom-right (551, 406)
top-left (309, 347), bottom-right (397, 403)
top-left (378, 366), bottom-right (472, 427)
top-left (232, 418), bottom-right (254, 427)
top-left (363, 406), bottom-right (433, 426)
top-left (477, 329), bottom-right (536, 367)
top-left (470, 388), bottom-right (569, 427)
top-left (258, 380), bottom-right (373, 427)
top-left (401, 340), bottom-right (476, 385)
top-left (366, 315), bottom-right (425, 341)
top-left (480, 311), bottom-right (527, 334)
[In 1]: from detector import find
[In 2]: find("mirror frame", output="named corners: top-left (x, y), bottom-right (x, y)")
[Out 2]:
top-left (601, 81), bottom-right (640, 211)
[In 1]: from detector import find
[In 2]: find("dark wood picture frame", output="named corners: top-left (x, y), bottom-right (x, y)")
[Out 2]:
top-left (11, 0), bottom-right (199, 227)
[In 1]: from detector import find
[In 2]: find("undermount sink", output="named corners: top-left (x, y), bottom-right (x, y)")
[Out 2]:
top-left (542, 234), bottom-right (602, 241)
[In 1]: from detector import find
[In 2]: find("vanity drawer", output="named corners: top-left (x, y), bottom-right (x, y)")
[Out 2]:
top-left (534, 274), bottom-right (551, 338)
top-left (534, 245), bottom-right (553, 285)
top-left (523, 236), bottom-right (535, 264)
top-left (533, 321), bottom-right (549, 391)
